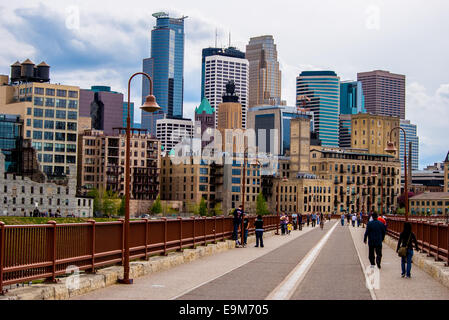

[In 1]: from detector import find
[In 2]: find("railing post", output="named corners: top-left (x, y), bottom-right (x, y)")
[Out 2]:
top-left (161, 218), bottom-right (167, 256)
top-left (46, 221), bottom-right (57, 283)
top-left (436, 223), bottom-right (440, 261)
top-left (446, 223), bottom-right (449, 267)
top-left (222, 215), bottom-right (225, 241)
top-left (214, 216), bottom-right (217, 243)
top-left (118, 218), bottom-right (125, 266)
top-left (177, 217), bottom-right (183, 252)
top-left (192, 216), bottom-right (196, 248)
top-left (204, 216), bottom-right (207, 245)
top-left (142, 218), bottom-right (148, 260)
top-left (0, 222), bottom-right (5, 294)
top-left (88, 219), bottom-right (96, 272)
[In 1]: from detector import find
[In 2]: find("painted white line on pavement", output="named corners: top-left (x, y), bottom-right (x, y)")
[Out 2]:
top-left (266, 221), bottom-right (339, 300)
top-left (348, 226), bottom-right (377, 300)
top-left (169, 226), bottom-right (317, 300)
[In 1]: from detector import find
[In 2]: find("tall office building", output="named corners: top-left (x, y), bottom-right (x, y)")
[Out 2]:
top-left (444, 151), bottom-right (449, 193)
top-left (400, 119), bottom-right (419, 171)
top-left (122, 102), bottom-right (134, 128)
top-left (246, 105), bottom-right (313, 156)
top-left (142, 12), bottom-right (186, 134)
top-left (79, 86), bottom-right (123, 135)
top-left (246, 35), bottom-right (282, 108)
top-left (202, 48), bottom-right (248, 128)
top-left (0, 62), bottom-right (80, 177)
top-left (296, 71), bottom-right (340, 147)
top-left (357, 70), bottom-right (405, 119)
top-left (339, 81), bottom-right (366, 148)
top-left (156, 117), bottom-right (194, 154)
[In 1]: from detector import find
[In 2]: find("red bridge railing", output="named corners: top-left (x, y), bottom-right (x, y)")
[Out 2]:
top-left (0, 215), bottom-right (280, 293)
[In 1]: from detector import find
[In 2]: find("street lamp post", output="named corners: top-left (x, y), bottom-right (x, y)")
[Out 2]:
top-left (119, 72), bottom-right (160, 285)
top-left (241, 147), bottom-right (259, 245)
top-left (385, 126), bottom-right (408, 221)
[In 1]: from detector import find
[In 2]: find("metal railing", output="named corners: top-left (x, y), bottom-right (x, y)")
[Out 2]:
top-left (0, 215), bottom-right (280, 293)
top-left (385, 217), bottom-right (449, 266)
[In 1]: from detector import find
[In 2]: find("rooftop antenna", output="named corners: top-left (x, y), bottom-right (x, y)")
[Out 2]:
top-left (215, 28), bottom-right (218, 48)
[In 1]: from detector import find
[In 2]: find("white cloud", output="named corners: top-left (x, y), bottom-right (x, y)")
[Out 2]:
top-left (407, 82), bottom-right (449, 168)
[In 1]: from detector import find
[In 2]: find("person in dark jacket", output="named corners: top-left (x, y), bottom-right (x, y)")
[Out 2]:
top-left (364, 212), bottom-right (386, 269)
top-left (396, 222), bottom-right (419, 278)
top-left (298, 214), bottom-right (303, 230)
top-left (242, 214), bottom-right (249, 247)
top-left (232, 205), bottom-right (243, 243)
top-left (254, 215), bottom-right (264, 248)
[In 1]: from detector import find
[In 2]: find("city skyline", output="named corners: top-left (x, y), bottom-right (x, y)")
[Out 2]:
top-left (0, 1), bottom-right (447, 168)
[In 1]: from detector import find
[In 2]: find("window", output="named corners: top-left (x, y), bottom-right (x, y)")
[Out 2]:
top-left (67, 111), bottom-right (77, 120)
top-left (56, 121), bottom-right (66, 130)
top-left (46, 88), bottom-right (55, 96)
top-left (56, 110), bottom-right (66, 119)
top-left (56, 89), bottom-right (67, 97)
top-left (68, 91), bottom-right (78, 98)
top-left (66, 144), bottom-right (76, 153)
top-left (43, 154), bottom-right (53, 163)
top-left (45, 109), bottom-right (54, 118)
top-left (44, 143), bottom-right (53, 151)
top-left (34, 97), bottom-right (44, 106)
top-left (45, 98), bottom-right (55, 107)
top-left (68, 100), bottom-right (78, 109)
top-left (33, 108), bottom-right (43, 117)
top-left (55, 155), bottom-right (65, 163)
top-left (55, 132), bottom-right (65, 141)
top-left (26, 130), bottom-right (31, 138)
top-left (34, 87), bottom-right (44, 95)
top-left (27, 107), bottom-right (32, 115)
top-left (66, 156), bottom-right (76, 164)
top-left (55, 143), bottom-right (65, 152)
top-left (199, 168), bottom-right (208, 175)
top-left (33, 119), bottom-right (43, 128)
top-left (67, 134), bottom-right (76, 142)
top-left (44, 120), bottom-right (54, 129)
top-left (33, 131), bottom-right (42, 139)
top-left (44, 132), bottom-right (54, 140)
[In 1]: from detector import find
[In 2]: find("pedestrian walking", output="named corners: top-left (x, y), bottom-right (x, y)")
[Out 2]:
top-left (298, 214), bottom-right (303, 230)
top-left (280, 212), bottom-right (287, 235)
top-left (346, 212), bottom-right (351, 225)
top-left (232, 205), bottom-right (243, 245)
top-left (316, 214), bottom-right (320, 226)
top-left (311, 213), bottom-right (317, 227)
top-left (352, 213), bottom-right (356, 227)
top-left (292, 212), bottom-right (298, 230)
top-left (242, 213), bottom-right (249, 247)
top-left (364, 213), bottom-right (386, 269)
top-left (357, 213), bottom-right (361, 227)
top-left (306, 213), bottom-right (310, 227)
top-left (341, 213), bottom-right (345, 226)
top-left (254, 215), bottom-right (264, 248)
top-left (396, 222), bottom-right (419, 278)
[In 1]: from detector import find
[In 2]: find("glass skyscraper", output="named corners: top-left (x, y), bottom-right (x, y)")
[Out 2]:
top-left (400, 119), bottom-right (419, 171)
top-left (296, 71), bottom-right (340, 147)
top-left (142, 12), bottom-right (186, 134)
top-left (339, 81), bottom-right (366, 148)
top-left (0, 114), bottom-right (22, 172)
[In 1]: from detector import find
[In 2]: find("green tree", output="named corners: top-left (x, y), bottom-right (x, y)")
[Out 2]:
top-left (102, 190), bottom-right (120, 217)
top-left (118, 197), bottom-right (125, 216)
top-left (150, 195), bottom-right (162, 215)
top-left (256, 193), bottom-right (270, 215)
top-left (213, 202), bottom-right (223, 216)
top-left (87, 188), bottom-right (103, 215)
top-left (198, 197), bottom-right (207, 216)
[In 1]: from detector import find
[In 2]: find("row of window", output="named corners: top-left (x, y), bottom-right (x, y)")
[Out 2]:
top-left (32, 87), bottom-right (78, 98)
top-left (32, 142), bottom-right (76, 152)
top-left (29, 119), bottom-right (77, 131)
top-left (30, 131), bottom-right (77, 141)
top-left (28, 108), bottom-right (77, 120)
top-left (3, 185), bottom-right (68, 194)
top-left (33, 97), bottom-right (78, 109)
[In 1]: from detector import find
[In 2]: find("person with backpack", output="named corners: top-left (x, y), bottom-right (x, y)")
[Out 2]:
top-left (254, 215), bottom-right (264, 248)
top-left (364, 213), bottom-right (386, 269)
top-left (396, 222), bottom-right (419, 278)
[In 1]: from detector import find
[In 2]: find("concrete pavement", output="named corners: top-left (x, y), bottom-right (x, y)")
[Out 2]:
top-left (72, 219), bottom-right (449, 300)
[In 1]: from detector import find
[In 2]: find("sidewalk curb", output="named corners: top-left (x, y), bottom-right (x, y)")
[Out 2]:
top-left (384, 235), bottom-right (449, 289)
top-left (0, 230), bottom-right (277, 300)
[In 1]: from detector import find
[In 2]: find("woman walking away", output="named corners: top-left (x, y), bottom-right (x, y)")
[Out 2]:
top-left (396, 222), bottom-right (419, 278)
top-left (254, 215), bottom-right (264, 248)
top-left (341, 213), bottom-right (345, 226)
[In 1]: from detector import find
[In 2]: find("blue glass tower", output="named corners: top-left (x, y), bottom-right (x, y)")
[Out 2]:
top-left (339, 81), bottom-right (366, 148)
top-left (400, 119), bottom-right (419, 171)
top-left (296, 71), bottom-right (340, 147)
top-left (142, 12), bottom-right (186, 134)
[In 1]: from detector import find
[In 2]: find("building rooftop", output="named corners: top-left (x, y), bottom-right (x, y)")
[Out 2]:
top-left (410, 192), bottom-right (449, 200)
top-left (299, 71), bottom-right (337, 77)
top-left (195, 98), bottom-right (214, 115)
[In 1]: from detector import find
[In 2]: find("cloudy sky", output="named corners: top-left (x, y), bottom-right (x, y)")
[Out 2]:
top-left (0, 0), bottom-right (448, 168)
